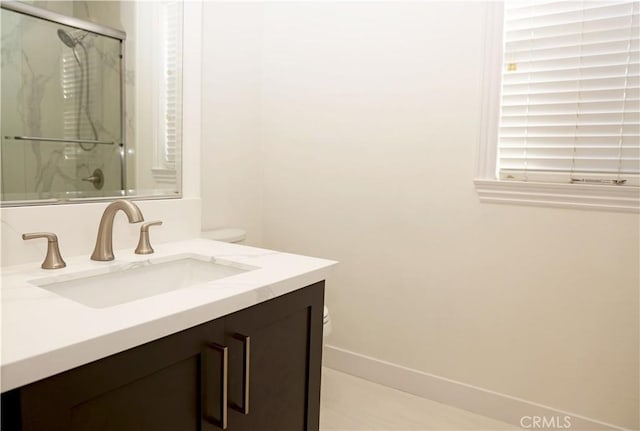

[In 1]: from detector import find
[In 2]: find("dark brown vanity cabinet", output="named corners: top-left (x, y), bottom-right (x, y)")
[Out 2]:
top-left (1, 282), bottom-right (324, 431)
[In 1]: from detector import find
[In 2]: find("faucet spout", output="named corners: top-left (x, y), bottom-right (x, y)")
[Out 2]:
top-left (91, 200), bottom-right (144, 261)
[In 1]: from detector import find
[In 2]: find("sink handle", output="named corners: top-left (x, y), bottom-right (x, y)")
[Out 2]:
top-left (22, 232), bottom-right (67, 269)
top-left (134, 221), bottom-right (163, 255)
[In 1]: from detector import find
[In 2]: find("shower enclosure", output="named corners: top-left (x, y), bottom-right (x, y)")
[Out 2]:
top-left (1, 3), bottom-right (125, 202)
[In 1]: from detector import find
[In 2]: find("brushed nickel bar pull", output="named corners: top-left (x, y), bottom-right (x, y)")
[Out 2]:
top-left (204, 343), bottom-right (228, 430)
top-left (4, 136), bottom-right (115, 145)
top-left (231, 333), bottom-right (251, 415)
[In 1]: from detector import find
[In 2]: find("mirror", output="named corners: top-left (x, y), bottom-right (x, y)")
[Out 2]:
top-left (0, 1), bottom-right (182, 206)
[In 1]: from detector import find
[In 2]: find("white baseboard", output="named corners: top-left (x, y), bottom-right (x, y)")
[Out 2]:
top-left (323, 345), bottom-right (631, 431)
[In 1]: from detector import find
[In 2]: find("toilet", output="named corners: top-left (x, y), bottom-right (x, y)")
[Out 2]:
top-left (323, 306), bottom-right (332, 336)
top-left (201, 228), bottom-right (333, 357)
top-left (322, 306), bottom-right (332, 362)
top-left (201, 228), bottom-right (247, 243)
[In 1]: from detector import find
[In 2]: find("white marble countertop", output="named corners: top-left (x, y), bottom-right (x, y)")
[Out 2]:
top-left (1, 238), bottom-right (337, 392)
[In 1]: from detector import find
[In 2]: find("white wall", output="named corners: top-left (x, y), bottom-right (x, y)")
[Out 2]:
top-left (199, 2), bottom-right (264, 245)
top-left (200, 2), bottom-right (639, 429)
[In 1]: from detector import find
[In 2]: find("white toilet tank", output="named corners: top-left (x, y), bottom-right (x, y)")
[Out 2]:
top-left (201, 228), bottom-right (247, 243)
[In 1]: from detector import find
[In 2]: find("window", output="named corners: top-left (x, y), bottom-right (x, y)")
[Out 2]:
top-left (62, 42), bottom-right (100, 143)
top-left (475, 1), bottom-right (639, 212)
top-left (157, 0), bottom-right (181, 173)
top-left (149, 0), bottom-right (183, 185)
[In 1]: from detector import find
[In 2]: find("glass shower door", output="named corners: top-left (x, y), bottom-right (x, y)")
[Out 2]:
top-left (1, 7), bottom-right (124, 201)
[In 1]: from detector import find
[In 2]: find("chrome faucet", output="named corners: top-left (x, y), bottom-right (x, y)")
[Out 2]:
top-left (91, 200), bottom-right (144, 261)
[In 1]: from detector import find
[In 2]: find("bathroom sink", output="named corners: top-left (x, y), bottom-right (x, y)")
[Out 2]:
top-left (29, 254), bottom-right (257, 308)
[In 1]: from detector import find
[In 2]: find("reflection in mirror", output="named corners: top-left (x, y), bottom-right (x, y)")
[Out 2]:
top-left (1, 6), bottom-right (124, 201)
top-left (0, 1), bottom-right (182, 206)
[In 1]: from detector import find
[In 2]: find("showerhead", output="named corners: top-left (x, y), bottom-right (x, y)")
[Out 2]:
top-left (57, 29), bottom-right (90, 48)
top-left (57, 29), bottom-right (78, 48)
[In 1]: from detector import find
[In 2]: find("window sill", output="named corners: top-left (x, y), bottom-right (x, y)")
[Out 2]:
top-left (474, 179), bottom-right (640, 213)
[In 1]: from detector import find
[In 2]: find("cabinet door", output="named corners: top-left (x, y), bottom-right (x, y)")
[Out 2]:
top-left (1, 282), bottom-right (324, 431)
top-left (223, 281), bottom-right (324, 431)
top-left (3, 318), bottom-right (226, 431)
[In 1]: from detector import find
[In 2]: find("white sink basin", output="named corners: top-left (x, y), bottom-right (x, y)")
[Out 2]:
top-left (29, 254), bottom-right (258, 308)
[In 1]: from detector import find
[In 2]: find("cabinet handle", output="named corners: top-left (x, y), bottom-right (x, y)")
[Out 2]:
top-left (231, 333), bottom-right (251, 415)
top-left (204, 343), bottom-right (228, 430)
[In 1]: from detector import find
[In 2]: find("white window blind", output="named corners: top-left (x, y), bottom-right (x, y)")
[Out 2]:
top-left (499, 1), bottom-right (640, 186)
top-left (153, 0), bottom-right (182, 183)
top-left (62, 42), bottom-right (100, 142)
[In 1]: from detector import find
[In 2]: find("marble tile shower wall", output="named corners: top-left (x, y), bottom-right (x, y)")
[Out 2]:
top-left (0, 1), bottom-right (135, 201)
top-left (71, 0), bottom-right (138, 192)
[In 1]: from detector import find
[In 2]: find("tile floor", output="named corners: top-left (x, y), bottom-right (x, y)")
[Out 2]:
top-left (320, 367), bottom-right (517, 431)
